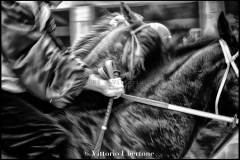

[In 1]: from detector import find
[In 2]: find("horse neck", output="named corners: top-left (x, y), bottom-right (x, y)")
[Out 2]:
top-left (142, 38), bottom-right (238, 116)
top-left (131, 36), bottom-right (218, 82)
top-left (107, 41), bottom-right (228, 158)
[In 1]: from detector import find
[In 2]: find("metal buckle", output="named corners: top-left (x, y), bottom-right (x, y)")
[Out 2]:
top-left (232, 114), bottom-right (239, 128)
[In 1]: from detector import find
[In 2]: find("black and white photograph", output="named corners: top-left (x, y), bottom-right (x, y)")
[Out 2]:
top-left (1, 1), bottom-right (239, 159)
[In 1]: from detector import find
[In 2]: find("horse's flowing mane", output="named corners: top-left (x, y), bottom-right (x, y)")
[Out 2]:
top-left (71, 13), bottom-right (121, 59)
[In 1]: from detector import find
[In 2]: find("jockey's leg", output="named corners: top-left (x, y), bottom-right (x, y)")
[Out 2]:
top-left (1, 90), bottom-right (81, 159)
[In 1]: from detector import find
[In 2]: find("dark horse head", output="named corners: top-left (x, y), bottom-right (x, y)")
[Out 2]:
top-left (67, 5), bottom-right (238, 159)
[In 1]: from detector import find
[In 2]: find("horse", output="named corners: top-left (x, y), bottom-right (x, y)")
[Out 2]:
top-left (63, 3), bottom-right (238, 159)
top-left (2, 3), bottom-right (238, 159)
top-left (1, 2), bottom-right (167, 159)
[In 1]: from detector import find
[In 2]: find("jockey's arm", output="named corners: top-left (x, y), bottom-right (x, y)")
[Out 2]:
top-left (84, 74), bottom-right (124, 99)
top-left (1, 1), bottom-right (123, 108)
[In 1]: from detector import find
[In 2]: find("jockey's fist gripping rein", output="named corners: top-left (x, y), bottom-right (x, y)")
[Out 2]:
top-left (94, 60), bottom-right (123, 157)
top-left (97, 60), bottom-right (123, 99)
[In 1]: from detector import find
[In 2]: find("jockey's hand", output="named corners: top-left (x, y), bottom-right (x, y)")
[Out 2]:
top-left (102, 77), bottom-right (124, 99)
top-left (84, 74), bottom-right (124, 99)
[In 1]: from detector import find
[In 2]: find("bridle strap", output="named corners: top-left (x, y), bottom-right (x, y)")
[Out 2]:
top-left (219, 39), bottom-right (239, 77)
top-left (215, 39), bottom-right (239, 114)
top-left (129, 24), bottom-right (150, 78)
top-left (120, 93), bottom-right (238, 125)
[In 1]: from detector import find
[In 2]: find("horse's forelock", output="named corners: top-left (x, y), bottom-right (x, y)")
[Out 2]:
top-left (120, 26), bottom-right (164, 80)
top-left (139, 26), bottom-right (163, 55)
top-left (133, 27), bottom-right (163, 72)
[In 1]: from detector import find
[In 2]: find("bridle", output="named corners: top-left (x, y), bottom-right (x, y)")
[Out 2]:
top-left (93, 15), bottom-right (239, 157)
top-left (128, 23), bottom-right (151, 78)
top-left (210, 39), bottom-right (239, 159)
top-left (215, 39), bottom-right (239, 114)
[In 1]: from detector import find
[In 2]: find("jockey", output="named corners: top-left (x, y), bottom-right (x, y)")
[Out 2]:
top-left (1, 1), bottom-right (124, 158)
top-left (2, 1), bottom-right (124, 108)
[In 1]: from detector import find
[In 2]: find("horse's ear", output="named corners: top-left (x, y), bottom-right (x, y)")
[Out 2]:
top-left (120, 2), bottom-right (143, 24)
top-left (217, 12), bottom-right (232, 42)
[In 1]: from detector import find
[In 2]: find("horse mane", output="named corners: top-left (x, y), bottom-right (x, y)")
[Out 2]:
top-left (131, 32), bottom-right (219, 79)
top-left (128, 26), bottom-right (164, 77)
top-left (71, 12), bottom-right (121, 59)
top-left (173, 36), bottom-right (218, 58)
top-left (160, 35), bottom-right (219, 80)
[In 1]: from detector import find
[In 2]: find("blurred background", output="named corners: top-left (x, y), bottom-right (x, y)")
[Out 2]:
top-left (51, 1), bottom-right (238, 47)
